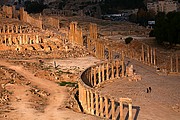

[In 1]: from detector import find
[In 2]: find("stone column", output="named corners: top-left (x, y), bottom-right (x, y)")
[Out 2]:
top-left (90, 91), bottom-right (94, 114)
top-left (87, 37), bottom-right (91, 51)
top-left (95, 92), bottom-right (99, 116)
top-left (101, 44), bottom-right (105, 59)
top-left (141, 44), bottom-right (144, 62)
top-left (111, 99), bottom-right (115, 120)
top-left (94, 67), bottom-right (97, 86)
top-left (19, 35), bottom-right (22, 45)
top-left (105, 96), bottom-right (109, 119)
top-left (150, 48), bottom-right (153, 64)
top-left (176, 54), bottom-right (179, 72)
top-left (8, 35), bottom-right (12, 45)
top-left (15, 25), bottom-right (18, 33)
top-left (83, 88), bottom-right (87, 110)
top-left (120, 100), bottom-right (124, 120)
top-left (102, 64), bottom-right (105, 82)
top-left (170, 55), bottom-right (173, 72)
top-left (153, 48), bottom-right (156, 66)
top-left (111, 62), bottom-right (114, 79)
top-left (106, 63), bottom-right (109, 80)
top-left (147, 46), bottom-right (150, 64)
top-left (19, 26), bottom-right (22, 33)
top-left (100, 95), bottom-right (103, 117)
top-left (7, 25), bottom-right (9, 33)
top-left (87, 90), bottom-right (90, 112)
top-left (36, 35), bottom-right (39, 44)
top-left (116, 61), bottom-right (119, 78)
top-left (122, 60), bottom-right (125, 77)
top-left (89, 23), bottom-right (93, 39)
top-left (129, 102), bottom-right (133, 120)
top-left (98, 65), bottom-right (101, 84)
top-left (90, 68), bottom-right (93, 86)
top-left (22, 34), bottom-right (25, 44)
top-left (25, 35), bottom-right (28, 44)
top-left (3, 25), bottom-right (5, 33)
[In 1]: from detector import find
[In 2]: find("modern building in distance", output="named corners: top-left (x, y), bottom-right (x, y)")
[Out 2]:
top-left (147, 0), bottom-right (178, 14)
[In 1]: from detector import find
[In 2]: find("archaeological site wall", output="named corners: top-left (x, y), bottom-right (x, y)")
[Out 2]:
top-left (43, 16), bottom-right (60, 29)
top-left (43, 9), bottom-right (73, 17)
top-left (19, 7), bottom-right (42, 29)
top-left (2, 6), bottom-right (43, 29)
top-left (0, 5), bottom-right (65, 51)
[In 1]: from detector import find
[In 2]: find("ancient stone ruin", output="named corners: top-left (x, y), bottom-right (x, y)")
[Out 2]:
top-left (0, 4), bottom-right (179, 120)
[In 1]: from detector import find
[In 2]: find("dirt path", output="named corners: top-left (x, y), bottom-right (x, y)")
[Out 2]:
top-left (0, 60), bottom-right (101, 120)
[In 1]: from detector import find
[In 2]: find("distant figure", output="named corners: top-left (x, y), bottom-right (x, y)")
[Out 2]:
top-left (149, 87), bottom-right (152, 93)
top-left (147, 88), bottom-right (149, 93)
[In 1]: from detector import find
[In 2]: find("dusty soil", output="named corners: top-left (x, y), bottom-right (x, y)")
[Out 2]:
top-left (97, 58), bottom-right (180, 120)
top-left (0, 56), bottom-right (102, 120)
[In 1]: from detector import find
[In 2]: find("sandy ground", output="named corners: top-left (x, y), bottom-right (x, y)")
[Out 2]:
top-left (97, 58), bottom-right (180, 120)
top-left (0, 56), bottom-right (102, 120)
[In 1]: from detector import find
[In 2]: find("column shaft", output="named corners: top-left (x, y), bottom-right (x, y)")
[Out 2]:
top-left (94, 68), bottom-right (97, 86)
top-left (90, 91), bottom-right (94, 114)
top-left (120, 101), bottom-right (124, 120)
top-left (95, 93), bottom-right (99, 116)
top-left (105, 97), bottom-right (109, 119)
top-left (111, 99), bottom-right (115, 120)
top-left (129, 103), bottom-right (133, 120)
top-left (176, 54), bottom-right (179, 72)
top-left (100, 96), bottom-right (103, 117)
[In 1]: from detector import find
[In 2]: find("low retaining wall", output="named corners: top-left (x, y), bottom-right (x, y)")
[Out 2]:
top-left (78, 59), bottom-right (133, 120)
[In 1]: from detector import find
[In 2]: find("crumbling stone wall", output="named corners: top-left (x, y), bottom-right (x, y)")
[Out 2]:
top-left (43, 9), bottom-right (73, 17)
top-left (43, 16), bottom-right (60, 29)
top-left (19, 7), bottom-right (42, 29)
top-left (2, 5), bottom-right (12, 18)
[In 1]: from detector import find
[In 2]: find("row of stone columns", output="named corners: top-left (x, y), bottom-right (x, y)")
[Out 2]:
top-left (79, 83), bottom-right (133, 120)
top-left (0, 34), bottom-right (41, 46)
top-left (89, 60), bottom-right (125, 87)
top-left (0, 25), bottom-right (26, 34)
top-left (141, 44), bottom-right (156, 66)
top-left (75, 28), bottom-right (83, 46)
top-left (95, 41), bottom-right (105, 59)
top-left (2, 5), bottom-right (18, 18)
top-left (89, 23), bottom-right (97, 40)
top-left (69, 22), bottom-right (83, 46)
top-left (69, 22), bottom-right (77, 44)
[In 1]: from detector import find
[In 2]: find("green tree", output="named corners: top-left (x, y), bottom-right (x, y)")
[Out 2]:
top-left (154, 12), bottom-right (180, 46)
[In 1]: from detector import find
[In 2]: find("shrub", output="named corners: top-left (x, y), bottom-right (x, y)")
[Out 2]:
top-left (125, 37), bottom-right (133, 44)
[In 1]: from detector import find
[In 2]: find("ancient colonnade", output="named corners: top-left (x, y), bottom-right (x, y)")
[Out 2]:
top-left (0, 34), bottom-right (41, 46)
top-left (0, 24), bottom-right (37, 34)
top-left (79, 59), bottom-right (133, 120)
top-left (141, 44), bottom-right (157, 66)
top-left (69, 22), bottom-right (83, 46)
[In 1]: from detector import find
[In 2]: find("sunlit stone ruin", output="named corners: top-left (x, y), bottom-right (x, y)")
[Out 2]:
top-left (0, 5), bottom-right (179, 120)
